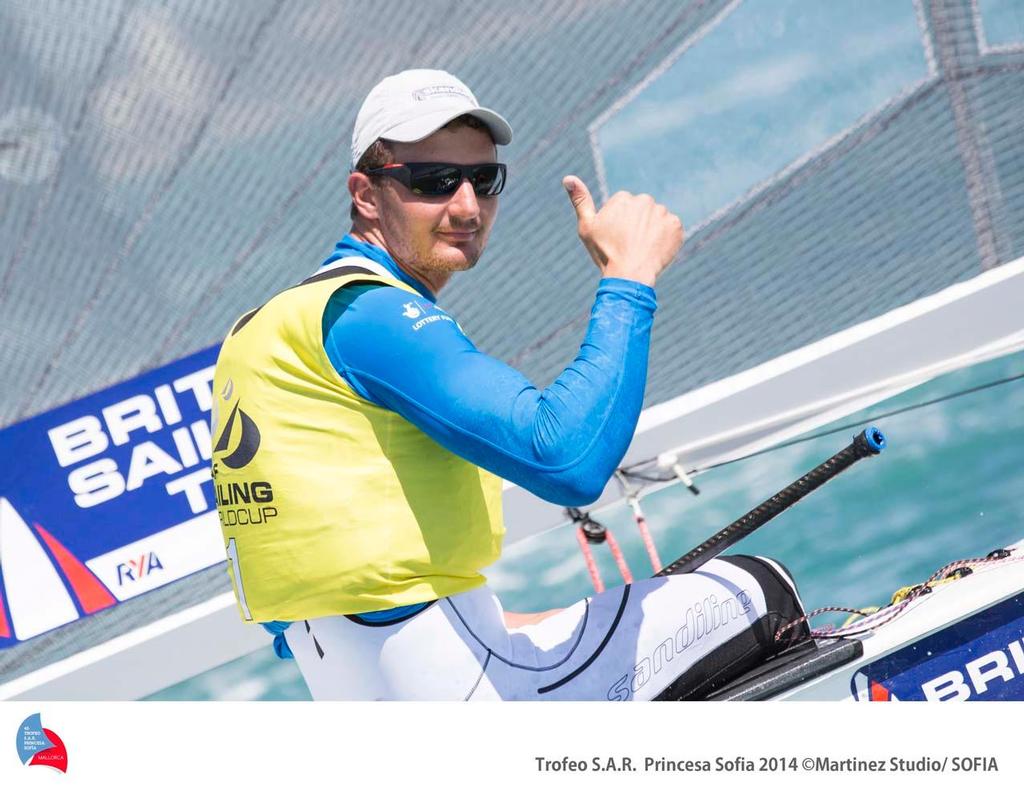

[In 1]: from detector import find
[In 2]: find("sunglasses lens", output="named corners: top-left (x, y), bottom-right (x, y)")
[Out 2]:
top-left (410, 165), bottom-right (462, 196)
top-left (403, 163), bottom-right (506, 196)
top-left (472, 164), bottom-right (505, 196)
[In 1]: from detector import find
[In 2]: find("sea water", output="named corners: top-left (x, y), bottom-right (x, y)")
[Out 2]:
top-left (148, 349), bottom-right (1024, 700)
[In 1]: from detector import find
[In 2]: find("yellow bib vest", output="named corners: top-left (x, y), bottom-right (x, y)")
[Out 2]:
top-left (211, 266), bottom-right (505, 622)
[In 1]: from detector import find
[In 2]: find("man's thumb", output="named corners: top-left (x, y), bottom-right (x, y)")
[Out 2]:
top-left (563, 175), bottom-right (596, 224)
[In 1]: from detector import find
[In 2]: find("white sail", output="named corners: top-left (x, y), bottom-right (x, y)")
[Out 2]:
top-left (0, 497), bottom-right (79, 640)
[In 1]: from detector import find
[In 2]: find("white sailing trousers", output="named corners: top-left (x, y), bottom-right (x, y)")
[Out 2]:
top-left (285, 555), bottom-right (807, 701)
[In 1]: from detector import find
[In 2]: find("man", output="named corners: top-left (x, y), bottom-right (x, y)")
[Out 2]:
top-left (212, 69), bottom-right (807, 700)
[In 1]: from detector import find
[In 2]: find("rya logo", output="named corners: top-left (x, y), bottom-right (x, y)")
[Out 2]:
top-left (116, 552), bottom-right (165, 585)
top-left (213, 400), bottom-right (261, 469)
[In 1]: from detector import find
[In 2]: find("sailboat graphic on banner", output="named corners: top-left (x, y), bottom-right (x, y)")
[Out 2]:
top-left (0, 497), bottom-right (116, 646)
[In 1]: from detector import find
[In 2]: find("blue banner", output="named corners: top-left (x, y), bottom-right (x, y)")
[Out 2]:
top-left (0, 346), bottom-right (226, 649)
top-left (851, 592), bottom-right (1024, 701)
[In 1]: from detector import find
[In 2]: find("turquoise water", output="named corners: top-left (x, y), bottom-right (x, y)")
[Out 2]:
top-left (148, 349), bottom-right (1024, 700)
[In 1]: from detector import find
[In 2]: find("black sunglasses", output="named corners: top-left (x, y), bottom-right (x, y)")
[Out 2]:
top-left (366, 162), bottom-right (506, 197)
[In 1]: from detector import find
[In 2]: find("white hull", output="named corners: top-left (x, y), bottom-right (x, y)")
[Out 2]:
top-left (712, 540), bottom-right (1024, 701)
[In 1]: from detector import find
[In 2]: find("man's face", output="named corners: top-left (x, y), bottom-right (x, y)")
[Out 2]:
top-left (373, 124), bottom-right (499, 282)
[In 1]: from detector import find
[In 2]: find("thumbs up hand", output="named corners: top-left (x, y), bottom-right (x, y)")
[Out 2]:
top-left (563, 176), bottom-right (684, 288)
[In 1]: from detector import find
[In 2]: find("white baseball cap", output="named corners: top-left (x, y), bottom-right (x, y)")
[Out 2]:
top-left (350, 69), bottom-right (513, 170)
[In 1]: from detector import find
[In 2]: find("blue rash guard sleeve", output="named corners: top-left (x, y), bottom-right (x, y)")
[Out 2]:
top-left (322, 278), bottom-right (657, 506)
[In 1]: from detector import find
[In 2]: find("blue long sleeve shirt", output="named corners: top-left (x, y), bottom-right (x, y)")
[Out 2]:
top-left (319, 234), bottom-right (657, 507)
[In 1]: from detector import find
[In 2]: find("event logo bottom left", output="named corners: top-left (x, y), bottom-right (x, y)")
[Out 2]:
top-left (16, 713), bottom-right (68, 773)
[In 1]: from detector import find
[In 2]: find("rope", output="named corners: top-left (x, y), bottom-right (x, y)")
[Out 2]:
top-left (627, 496), bottom-right (663, 573)
top-left (575, 527), bottom-right (605, 594)
top-left (604, 529), bottom-right (634, 584)
top-left (775, 546), bottom-right (1024, 641)
top-left (570, 507), bottom-right (633, 592)
top-left (620, 370), bottom-right (1024, 483)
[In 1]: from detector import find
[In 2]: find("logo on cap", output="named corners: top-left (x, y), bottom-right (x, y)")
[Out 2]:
top-left (412, 85), bottom-right (471, 102)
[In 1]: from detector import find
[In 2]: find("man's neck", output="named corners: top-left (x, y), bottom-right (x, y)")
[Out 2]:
top-left (348, 227), bottom-right (450, 296)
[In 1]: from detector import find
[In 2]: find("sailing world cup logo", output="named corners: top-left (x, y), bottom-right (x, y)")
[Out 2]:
top-left (212, 399), bottom-right (262, 469)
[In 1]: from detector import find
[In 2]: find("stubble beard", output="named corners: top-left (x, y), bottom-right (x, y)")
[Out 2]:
top-left (376, 202), bottom-right (489, 280)
top-left (399, 229), bottom-right (487, 277)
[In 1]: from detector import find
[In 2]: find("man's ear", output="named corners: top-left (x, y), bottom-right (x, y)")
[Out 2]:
top-left (348, 172), bottom-right (379, 222)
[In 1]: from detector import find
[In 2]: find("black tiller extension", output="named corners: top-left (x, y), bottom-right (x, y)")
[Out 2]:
top-left (656, 427), bottom-right (886, 577)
